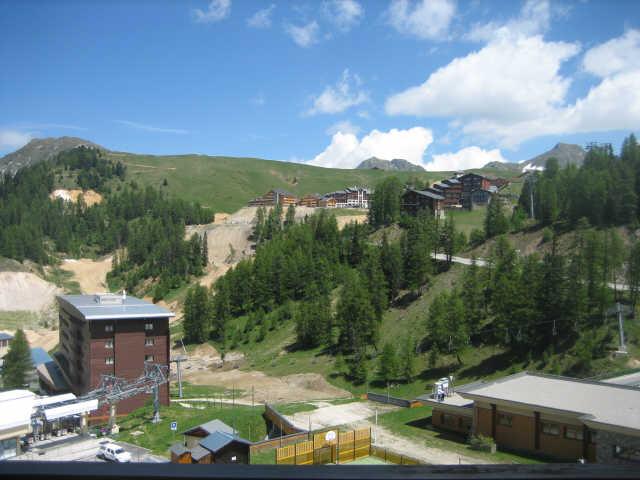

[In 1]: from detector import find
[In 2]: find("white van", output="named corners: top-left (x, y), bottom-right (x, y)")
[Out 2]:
top-left (97, 443), bottom-right (132, 463)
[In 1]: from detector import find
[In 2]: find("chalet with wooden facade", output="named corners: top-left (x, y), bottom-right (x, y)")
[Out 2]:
top-left (298, 194), bottom-right (322, 208)
top-left (459, 173), bottom-right (492, 209)
top-left (171, 419), bottom-right (251, 464)
top-left (323, 186), bottom-right (372, 209)
top-left (401, 188), bottom-right (444, 218)
top-left (248, 189), bottom-right (298, 207)
top-left (419, 372), bottom-right (640, 464)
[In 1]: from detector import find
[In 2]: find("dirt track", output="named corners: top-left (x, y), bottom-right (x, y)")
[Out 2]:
top-left (60, 257), bottom-right (113, 294)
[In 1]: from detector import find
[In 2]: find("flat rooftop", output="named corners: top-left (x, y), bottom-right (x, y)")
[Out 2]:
top-left (460, 372), bottom-right (640, 434)
top-left (57, 294), bottom-right (174, 321)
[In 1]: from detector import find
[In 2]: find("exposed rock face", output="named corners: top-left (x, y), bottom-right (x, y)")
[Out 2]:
top-left (0, 136), bottom-right (104, 175)
top-left (520, 143), bottom-right (586, 171)
top-left (357, 157), bottom-right (425, 172)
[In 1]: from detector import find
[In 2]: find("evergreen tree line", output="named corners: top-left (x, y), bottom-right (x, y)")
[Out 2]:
top-left (424, 224), bottom-right (637, 375)
top-left (0, 149), bottom-right (211, 298)
top-left (520, 134), bottom-right (640, 228)
top-left (183, 203), bottom-right (464, 384)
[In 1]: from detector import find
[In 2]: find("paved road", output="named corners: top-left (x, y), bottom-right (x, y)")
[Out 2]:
top-left (433, 253), bottom-right (630, 291)
top-left (12, 434), bottom-right (167, 463)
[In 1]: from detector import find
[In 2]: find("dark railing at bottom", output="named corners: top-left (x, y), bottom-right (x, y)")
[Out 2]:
top-left (0, 461), bottom-right (638, 480)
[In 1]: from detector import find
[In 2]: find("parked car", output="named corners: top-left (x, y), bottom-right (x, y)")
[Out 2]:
top-left (97, 443), bottom-right (132, 463)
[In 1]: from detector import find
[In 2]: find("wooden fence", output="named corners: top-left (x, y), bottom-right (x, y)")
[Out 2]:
top-left (370, 445), bottom-right (422, 465)
top-left (275, 427), bottom-right (371, 465)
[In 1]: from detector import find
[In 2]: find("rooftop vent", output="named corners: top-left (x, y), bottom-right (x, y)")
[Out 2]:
top-left (94, 293), bottom-right (124, 305)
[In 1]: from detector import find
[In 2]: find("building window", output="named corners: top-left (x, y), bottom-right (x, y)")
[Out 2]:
top-left (145, 322), bottom-right (153, 331)
top-left (145, 355), bottom-right (154, 362)
top-left (497, 414), bottom-right (513, 427)
top-left (613, 445), bottom-right (640, 462)
top-left (541, 422), bottom-right (560, 436)
top-left (145, 338), bottom-right (155, 346)
top-left (105, 357), bottom-right (114, 365)
top-left (589, 431), bottom-right (597, 444)
top-left (565, 427), bottom-right (583, 441)
top-left (105, 339), bottom-right (114, 349)
top-left (105, 324), bottom-right (114, 333)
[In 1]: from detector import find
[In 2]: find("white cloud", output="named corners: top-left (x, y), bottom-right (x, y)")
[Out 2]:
top-left (387, 0), bottom-right (456, 41)
top-left (324, 0), bottom-right (364, 32)
top-left (326, 120), bottom-right (361, 136)
top-left (464, 70), bottom-right (640, 147)
top-left (467, 0), bottom-right (550, 42)
top-left (309, 126), bottom-right (433, 169)
top-left (0, 129), bottom-right (33, 151)
top-left (115, 120), bottom-right (189, 135)
top-left (247, 4), bottom-right (275, 28)
top-left (425, 146), bottom-right (508, 171)
top-left (307, 69), bottom-right (368, 115)
top-left (285, 21), bottom-right (320, 47)
top-left (193, 0), bottom-right (231, 23)
top-left (583, 29), bottom-right (640, 78)
top-left (387, 36), bottom-right (579, 124)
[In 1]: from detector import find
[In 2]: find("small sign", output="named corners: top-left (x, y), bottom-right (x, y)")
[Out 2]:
top-left (170, 421), bottom-right (178, 432)
top-left (325, 430), bottom-right (336, 442)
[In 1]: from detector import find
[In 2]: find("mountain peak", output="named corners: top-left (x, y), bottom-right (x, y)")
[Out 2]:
top-left (0, 136), bottom-right (105, 175)
top-left (357, 157), bottom-right (425, 172)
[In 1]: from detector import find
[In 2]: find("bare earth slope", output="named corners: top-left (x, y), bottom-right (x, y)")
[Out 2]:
top-left (0, 272), bottom-right (59, 311)
top-left (60, 257), bottom-right (113, 294)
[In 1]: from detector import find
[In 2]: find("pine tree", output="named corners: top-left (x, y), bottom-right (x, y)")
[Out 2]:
top-left (183, 285), bottom-right (211, 343)
top-left (201, 232), bottom-right (209, 267)
top-left (378, 342), bottom-right (398, 383)
top-left (348, 349), bottom-right (368, 385)
top-left (627, 240), bottom-right (640, 308)
top-left (336, 270), bottom-right (376, 354)
top-left (284, 204), bottom-right (296, 229)
top-left (380, 232), bottom-right (403, 301)
top-left (399, 335), bottom-right (416, 382)
top-left (484, 197), bottom-right (509, 238)
top-left (2, 329), bottom-right (32, 389)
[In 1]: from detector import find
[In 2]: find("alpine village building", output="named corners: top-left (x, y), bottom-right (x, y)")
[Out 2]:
top-left (55, 293), bottom-right (174, 419)
top-left (419, 372), bottom-right (640, 464)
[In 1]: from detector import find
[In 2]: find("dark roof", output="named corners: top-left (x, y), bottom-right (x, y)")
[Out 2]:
top-left (199, 431), bottom-right (251, 453)
top-left (183, 419), bottom-right (234, 436)
top-left (190, 445), bottom-right (211, 461)
top-left (57, 294), bottom-right (174, 321)
top-left (271, 189), bottom-right (296, 197)
top-left (443, 178), bottom-right (460, 185)
top-left (31, 347), bottom-right (52, 366)
top-left (37, 360), bottom-right (69, 392)
top-left (170, 443), bottom-right (189, 457)
top-left (432, 182), bottom-right (450, 189)
top-left (0, 332), bottom-right (13, 341)
top-left (406, 188), bottom-right (444, 200)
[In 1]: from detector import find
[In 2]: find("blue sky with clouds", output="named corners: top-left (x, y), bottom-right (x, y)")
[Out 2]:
top-left (1, 0), bottom-right (639, 170)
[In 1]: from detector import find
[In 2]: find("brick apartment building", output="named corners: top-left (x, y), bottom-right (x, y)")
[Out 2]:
top-left (420, 372), bottom-right (640, 464)
top-left (55, 293), bottom-right (174, 418)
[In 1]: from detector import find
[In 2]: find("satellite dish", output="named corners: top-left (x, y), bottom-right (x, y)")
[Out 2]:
top-left (325, 430), bottom-right (336, 442)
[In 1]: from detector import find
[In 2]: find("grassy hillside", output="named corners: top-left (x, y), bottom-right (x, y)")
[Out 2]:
top-left (109, 152), bottom-right (443, 213)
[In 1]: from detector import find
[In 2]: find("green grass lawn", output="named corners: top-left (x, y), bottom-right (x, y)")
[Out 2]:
top-left (117, 402), bottom-right (266, 457)
top-left (111, 152), bottom-right (444, 214)
top-left (170, 382), bottom-right (241, 399)
top-left (374, 406), bottom-right (543, 464)
top-left (272, 403), bottom-right (318, 415)
top-left (250, 448), bottom-right (277, 465)
top-left (448, 207), bottom-right (487, 237)
top-left (0, 310), bottom-right (43, 331)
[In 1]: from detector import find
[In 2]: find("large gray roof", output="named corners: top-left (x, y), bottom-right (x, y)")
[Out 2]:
top-left (199, 431), bottom-right (251, 453)
top-left (57, 294), bottom-right (174, 321)
top-left (459, 372), bottom-right (640, 435)
top-left (184, 419), bottom-right (234, 436)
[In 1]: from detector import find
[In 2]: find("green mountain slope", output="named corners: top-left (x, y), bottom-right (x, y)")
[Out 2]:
top-left (109, 152), bottom-right (443, 213)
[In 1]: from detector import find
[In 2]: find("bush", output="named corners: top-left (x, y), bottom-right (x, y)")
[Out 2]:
top-left (468, 434), bottom-right (496, 453)
top-left (542, 227), bottom-right (554, 243)
top-left (469, 228), bottom-right (485, 248)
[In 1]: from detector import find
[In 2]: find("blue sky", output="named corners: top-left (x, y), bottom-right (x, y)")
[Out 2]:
top-left (1, 0), bottom-right (639, 170)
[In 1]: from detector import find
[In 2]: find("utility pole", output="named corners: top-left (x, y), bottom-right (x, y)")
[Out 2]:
top-left (617, 302), bottom-right (627, 354)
